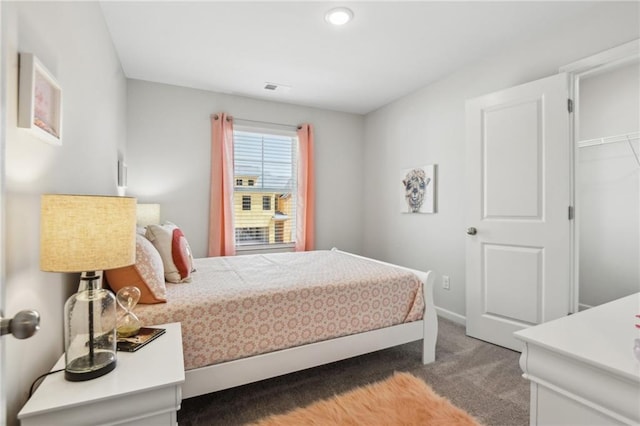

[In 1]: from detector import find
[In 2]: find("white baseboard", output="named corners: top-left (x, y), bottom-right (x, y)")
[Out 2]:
top-left (434, 304), bottom-right (596, 328)
top-left (578, 303), bottom-right (593, 311)
top-left (435, 306), bottom-right (466, 326)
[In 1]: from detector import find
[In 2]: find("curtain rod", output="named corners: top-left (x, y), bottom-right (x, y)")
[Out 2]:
top-left (212, 114), bottom-right (301, 130)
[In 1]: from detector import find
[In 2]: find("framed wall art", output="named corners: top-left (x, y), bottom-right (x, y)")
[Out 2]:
top-left (18, 53), bottom-right (63, 145)
top-left (401, 164), bottom-right (437, 214)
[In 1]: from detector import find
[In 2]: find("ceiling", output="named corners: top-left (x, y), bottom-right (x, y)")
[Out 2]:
top-left (99, 1), bottom-right (600, 115)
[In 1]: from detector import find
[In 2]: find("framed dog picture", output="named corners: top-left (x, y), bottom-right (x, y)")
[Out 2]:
top-left (401, 164), bottom-right (436, 214)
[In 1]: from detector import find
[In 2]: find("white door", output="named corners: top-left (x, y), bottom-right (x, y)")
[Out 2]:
top-left (0, 2), bottom-right (5, 421)
top-left (465, 73), bottom-right (572, 351)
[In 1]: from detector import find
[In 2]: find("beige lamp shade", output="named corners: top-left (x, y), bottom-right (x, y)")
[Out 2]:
top-left (136, 203), bottom-right (160, 227)
top-left (40, 194), bottom-right (137, 272)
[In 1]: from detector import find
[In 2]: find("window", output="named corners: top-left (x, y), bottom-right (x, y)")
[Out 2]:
top-left (235, 227), bottom-right (268, 245)
top-left (233, 129), bottom-right (297, 249)
top-left (274, 222), bottom-right (284, 243)
top-left (236, 179), bottom-right (243, 186)
top-left (242, 195), bottom-right (251, 211)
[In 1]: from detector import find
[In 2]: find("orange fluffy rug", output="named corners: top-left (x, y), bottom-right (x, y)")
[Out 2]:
top-left (252, 372), bottom-right (482, 425)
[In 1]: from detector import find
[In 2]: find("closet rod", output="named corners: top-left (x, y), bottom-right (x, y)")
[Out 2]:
top-left (578, 131), bottom-right (639, 148)
top-left (578, 131), bottom-right (640, 167)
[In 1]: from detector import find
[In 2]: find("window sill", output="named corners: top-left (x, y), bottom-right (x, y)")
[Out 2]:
top-left (236, 243), bottom-right (295, 255)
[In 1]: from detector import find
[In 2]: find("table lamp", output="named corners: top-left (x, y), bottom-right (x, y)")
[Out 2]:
top-left (40, 194), bottom-right (136, 381)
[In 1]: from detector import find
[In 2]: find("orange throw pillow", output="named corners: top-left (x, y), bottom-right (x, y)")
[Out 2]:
top-left (105, 234), bottom-right (167, 304)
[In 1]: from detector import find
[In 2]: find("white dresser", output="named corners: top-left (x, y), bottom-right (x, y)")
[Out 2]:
top-left (18, 322), bottom-right (184, 426)
top-left (514, 293), bottom-right (640, 425)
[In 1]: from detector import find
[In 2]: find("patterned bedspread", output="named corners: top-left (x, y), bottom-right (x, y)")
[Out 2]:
top-left (134, 250), bottom-right (425, 370)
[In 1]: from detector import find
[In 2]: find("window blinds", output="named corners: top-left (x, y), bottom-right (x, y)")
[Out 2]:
top-left (233, 130), bottom-right (298, 247)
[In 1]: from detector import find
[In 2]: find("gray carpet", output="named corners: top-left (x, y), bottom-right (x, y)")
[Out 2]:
top-left (177, 318), bottom-right (529, 425)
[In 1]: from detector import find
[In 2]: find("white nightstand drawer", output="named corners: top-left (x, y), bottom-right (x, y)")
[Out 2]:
top-left (19, 323), bottom-right (184, 426)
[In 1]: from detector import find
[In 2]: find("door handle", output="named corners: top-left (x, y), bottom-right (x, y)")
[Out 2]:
top-left (0, 310), bottom-right (40, 339)
top-left (466, 227), bottom-right (477, 235)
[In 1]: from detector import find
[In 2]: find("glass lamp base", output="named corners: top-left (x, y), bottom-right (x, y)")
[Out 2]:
top-left (65, 351), bottom-right (116, 382)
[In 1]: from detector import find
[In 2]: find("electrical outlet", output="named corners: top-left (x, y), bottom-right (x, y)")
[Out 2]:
top-left (442, 275), bottom-right (450, 290)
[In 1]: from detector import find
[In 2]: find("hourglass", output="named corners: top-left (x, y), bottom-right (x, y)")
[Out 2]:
top-left (116, 286), bottom-right (142, 338)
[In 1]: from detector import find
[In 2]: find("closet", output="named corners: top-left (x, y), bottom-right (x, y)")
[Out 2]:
top-left (577, 61), bottom-right (640, 308)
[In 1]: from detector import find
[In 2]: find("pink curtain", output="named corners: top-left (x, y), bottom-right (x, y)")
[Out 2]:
top-left (295, 124), bottom-right (315, 251)
top-left (208, 113), bottom-right (236, 257)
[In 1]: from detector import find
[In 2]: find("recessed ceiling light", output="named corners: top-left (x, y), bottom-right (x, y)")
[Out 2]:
top-left (325, 7), bottom-right (354, 26)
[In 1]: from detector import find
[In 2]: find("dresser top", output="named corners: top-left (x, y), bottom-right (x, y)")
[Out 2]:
top-left (515, 293), bottom-right (640, 382)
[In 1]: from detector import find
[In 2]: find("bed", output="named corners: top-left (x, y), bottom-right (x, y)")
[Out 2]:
top-left (133, 248), bottom-right (437, 399)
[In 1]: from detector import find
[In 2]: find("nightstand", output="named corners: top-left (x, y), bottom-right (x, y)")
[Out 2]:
top-left (18, 322), bottom-right (184, 426)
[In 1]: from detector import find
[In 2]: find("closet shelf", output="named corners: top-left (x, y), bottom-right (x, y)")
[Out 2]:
top-left (578, 131), bottom-right (640, 166)
top-left (578, 131), bottom-right (639, 148)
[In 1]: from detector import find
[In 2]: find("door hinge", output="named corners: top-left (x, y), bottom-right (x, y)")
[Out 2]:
top-left (568, 98), bottom-right (574, 113)
top-left (568, 206), bottom-right (574, 220)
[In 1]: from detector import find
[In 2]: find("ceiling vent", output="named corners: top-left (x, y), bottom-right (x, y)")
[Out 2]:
top-left (264, 82), bottom-right (291, 93)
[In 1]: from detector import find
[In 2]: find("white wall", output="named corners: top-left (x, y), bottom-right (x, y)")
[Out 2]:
top-left (362, 3), bottom-right (640, 319)
top-left (578, 62), bottom-right (640, 307)
top-left (125, 80), bottom-right (365, 258)
top-left (0, 7), bottom-right (636, 424)
top-left (1, 2), bottom-right (126, 424)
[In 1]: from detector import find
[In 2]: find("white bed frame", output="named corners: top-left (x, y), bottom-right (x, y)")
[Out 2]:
top-left (181, 249), bottom-right (437, 399)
